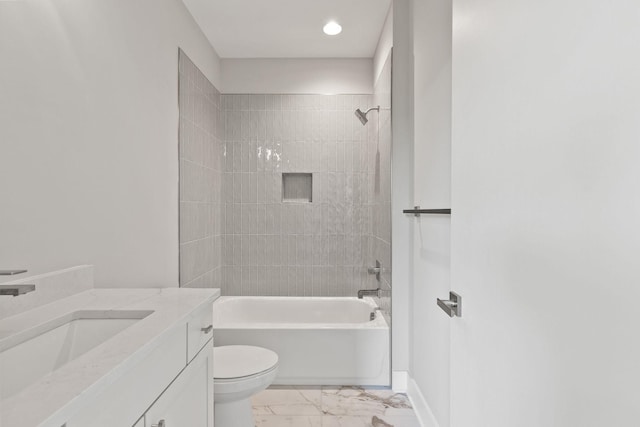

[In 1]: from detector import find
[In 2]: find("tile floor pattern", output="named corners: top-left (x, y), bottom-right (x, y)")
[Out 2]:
top-left (252, 386), bottom-right (421, 426)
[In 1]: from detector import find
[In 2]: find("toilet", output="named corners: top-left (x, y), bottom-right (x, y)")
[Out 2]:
top-left (213, 345), bottom-right (279, 427)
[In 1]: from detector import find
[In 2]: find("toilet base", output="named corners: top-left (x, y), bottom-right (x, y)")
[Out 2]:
top-left (213, 346), bottom-right (279, 426)
top-left (214, 398), bottom-right (254, 427)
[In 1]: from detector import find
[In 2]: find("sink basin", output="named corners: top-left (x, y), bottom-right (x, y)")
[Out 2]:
top-left (0, 310), bottom-right (152, 400)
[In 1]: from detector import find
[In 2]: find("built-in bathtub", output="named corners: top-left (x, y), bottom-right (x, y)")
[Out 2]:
top-left (212, 296), bottom-right (390, 386)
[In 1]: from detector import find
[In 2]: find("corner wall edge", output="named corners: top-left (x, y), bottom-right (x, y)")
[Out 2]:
top-left (407, 377), bottom-right (442, 427)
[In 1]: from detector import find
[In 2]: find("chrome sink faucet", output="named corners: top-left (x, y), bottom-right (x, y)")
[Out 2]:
top-left (0, 269), bottom-right (28, 276)
top-left (0, 284), bottom-right (36, 297)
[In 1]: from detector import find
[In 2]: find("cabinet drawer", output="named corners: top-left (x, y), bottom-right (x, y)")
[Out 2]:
top-left (187, 304), bottom-right (213, 362)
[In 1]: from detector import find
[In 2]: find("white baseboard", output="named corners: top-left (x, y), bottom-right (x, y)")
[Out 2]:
top-left (407, 377), bottom-right (441, 427)
top-left (392, 370), bottom-right (408, 392)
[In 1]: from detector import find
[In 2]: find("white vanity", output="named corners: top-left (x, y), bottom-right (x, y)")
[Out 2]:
top-left (0, 286), bottom-right (219, 427)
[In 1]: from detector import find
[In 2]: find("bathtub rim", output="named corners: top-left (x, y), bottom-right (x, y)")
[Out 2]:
top-left (212, 296), bottom-right (389, 330)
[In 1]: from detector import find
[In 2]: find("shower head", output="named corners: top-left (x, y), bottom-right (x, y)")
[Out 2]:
top-left (355, 108), bottom-right (369, 125)
top-left (354, 106), bottom-right (380, 126)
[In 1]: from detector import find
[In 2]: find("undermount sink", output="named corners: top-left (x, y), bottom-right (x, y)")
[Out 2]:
top-left (0, 310), bottom-right (153, 400)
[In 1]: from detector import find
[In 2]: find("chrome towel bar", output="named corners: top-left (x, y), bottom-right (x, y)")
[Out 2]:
top-left (403, 206), bottom-right (451, 216)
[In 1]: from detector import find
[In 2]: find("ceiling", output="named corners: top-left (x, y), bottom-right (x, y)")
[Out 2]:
top-left (181, 0), bottom-right (392, 59)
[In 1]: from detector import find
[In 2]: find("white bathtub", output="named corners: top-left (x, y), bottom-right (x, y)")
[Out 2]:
top-left (212, 296), bottom-right (390, 386)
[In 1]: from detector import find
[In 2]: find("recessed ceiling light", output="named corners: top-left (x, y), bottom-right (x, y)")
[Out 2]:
top-left (323, 21), bottom-right (342, 36)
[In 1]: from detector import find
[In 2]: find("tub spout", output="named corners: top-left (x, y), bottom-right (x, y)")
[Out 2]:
top-left (358, 288), bottom-right (381, 299)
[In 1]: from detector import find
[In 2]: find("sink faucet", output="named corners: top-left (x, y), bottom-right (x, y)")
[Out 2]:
top-left (358, 288), bottom-right (382, 299)
top-left (0, 284), bottom-right (36, 297)
top-left (0, 270), bottom-right (28, 276)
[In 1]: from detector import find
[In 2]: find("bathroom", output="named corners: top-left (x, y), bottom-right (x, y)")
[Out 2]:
top-left (1, 0), bottom-right (639, 426)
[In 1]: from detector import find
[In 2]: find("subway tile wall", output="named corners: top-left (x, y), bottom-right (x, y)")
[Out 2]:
top-left (178, 50), bottom-right (225, 288)
top-left (220, 94), bottom-right (383, 297)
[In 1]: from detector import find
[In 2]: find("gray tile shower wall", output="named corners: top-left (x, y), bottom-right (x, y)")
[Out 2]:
top-left (178, 50), bottom-right (224, 288)
top-left (220, 94), bottom-right (379, 297)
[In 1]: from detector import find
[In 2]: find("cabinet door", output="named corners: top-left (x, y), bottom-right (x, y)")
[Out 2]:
top-left (145, 339), bottom-right (214, 427)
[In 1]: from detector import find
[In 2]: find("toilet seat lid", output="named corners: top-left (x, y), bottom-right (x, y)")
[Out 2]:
top-left (214, 345), bottom-right (279, 379)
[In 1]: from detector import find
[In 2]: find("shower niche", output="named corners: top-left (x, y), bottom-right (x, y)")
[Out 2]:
top-left (282, 173), bottom-right (312, 203)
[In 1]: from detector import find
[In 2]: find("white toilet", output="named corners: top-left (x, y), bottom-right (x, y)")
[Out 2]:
top-left (213, 345), bottom-right (279, 427)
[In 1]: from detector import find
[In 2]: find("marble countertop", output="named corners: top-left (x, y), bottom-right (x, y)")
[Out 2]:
top-left (0, 287), bottom-right (220, 427)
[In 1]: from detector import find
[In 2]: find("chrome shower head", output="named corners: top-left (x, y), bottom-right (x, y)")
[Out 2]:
top-left (354, 106), bottom-right (380, 126)
top-left (354, 109), bottom-right (368, 125)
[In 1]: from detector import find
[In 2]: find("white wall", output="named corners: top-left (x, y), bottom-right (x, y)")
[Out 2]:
top-left (450, 0), bottom-right (640, 425)
top-left (0, 0), bottom-right (221, 287)
top-left (373, 4), bottom-right (393, 88)
top-left (411, 0), bottom-right (452, 425)
top-left (220, 59), bottom-right (372, 94)
top-left (390, 0), bottom-right (414, 379)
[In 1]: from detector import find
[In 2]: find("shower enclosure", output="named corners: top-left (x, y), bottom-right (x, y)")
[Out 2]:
top-left (178, 48), bottom-right (393, 383)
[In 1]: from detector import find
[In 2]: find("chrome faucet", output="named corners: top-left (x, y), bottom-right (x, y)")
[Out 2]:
top-left (367, 260), bottom-right (389, 283)
top-left (0, 284), bottom-right (36, 297)
top-left (367, 265), bottom-right (382, 275)
top-left (0, 270), bottom-right (27, 276)
top-left (358, 288), bottom-right (382, 299)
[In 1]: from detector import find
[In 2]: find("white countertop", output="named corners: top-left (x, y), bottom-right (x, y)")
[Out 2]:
top-left (0, 287), bottom-right (220, 427)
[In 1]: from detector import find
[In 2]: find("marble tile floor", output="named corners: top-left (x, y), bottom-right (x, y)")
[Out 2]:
top-left (252, 386), bottom-right (421, 427)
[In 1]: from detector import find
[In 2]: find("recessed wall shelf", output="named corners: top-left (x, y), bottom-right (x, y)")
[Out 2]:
top-left (403, 206), bottom-right (451, 216)
top-left (282, 173), bottom-right (312, 203)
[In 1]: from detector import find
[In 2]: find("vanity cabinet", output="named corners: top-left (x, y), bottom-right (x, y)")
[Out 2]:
top-left (63, 304), bottom-right (214, 427)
